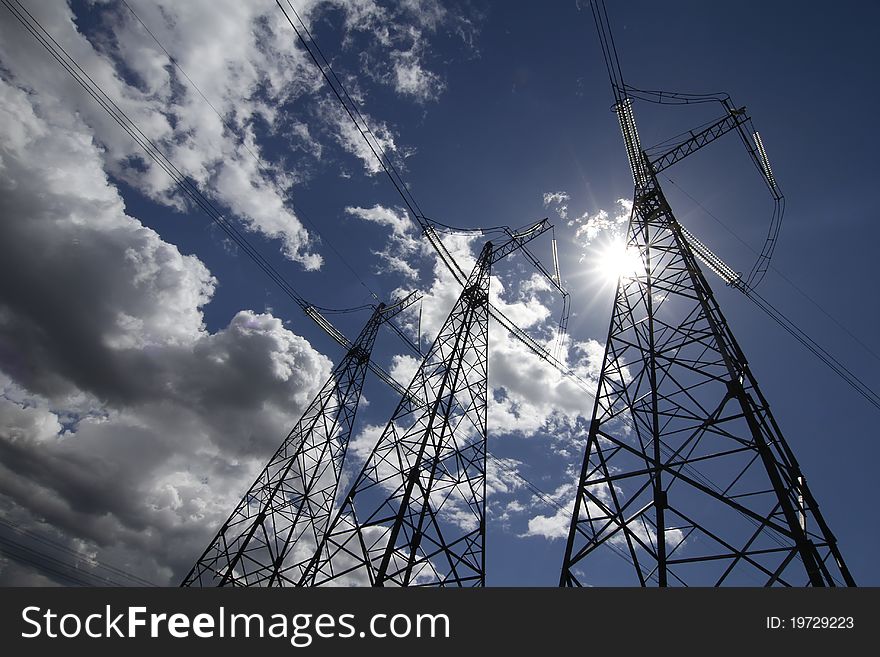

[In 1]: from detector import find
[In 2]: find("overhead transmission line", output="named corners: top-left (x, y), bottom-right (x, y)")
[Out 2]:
top-left (276, 0), bottom-right (580, 391)
top-left (0, 518), bottom-right (158, 587)
top-left (120, 0), bottom-right (436, 353)
top-left (274, 0), bottom-right (820, 557)
top-left (663, 174), bottom-right (880, 366)
top-left (274, 0), bottom-right (819, 506)
top-left (588, 0), bottom-right (879, 414)
top-left (278, 0), bottom-right (874, 426)
top-left (4, 1), bottom-right (589, 588)
top-left (3, 2), bottom-right (588, 568)
top-left (0, 0), bottom-right (421, 402)
top-left (9, 1), bottom-right (842, 577)
top-left (121, 0), bottom-right (379, 308)
top-left (23, 1), bottom-right (861, 570)
top-left (124, 0), bottom-right (555, 363)
top-left (745, 288), bottom-right (880, 411)
top-left (659, 181), bottom-right (880, 411)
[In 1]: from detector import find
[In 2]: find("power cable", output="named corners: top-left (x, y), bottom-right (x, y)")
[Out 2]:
top-left (10, 0), bottom-right (629, 584)
top-left (663, 177), bottom-right (880, 410)
top-left (0, 518), bottom-right (159, 586)
top-left (125, 0), bottom-right (538, 361)
top-left (275, 2), bottom-right (791, 548)
top-left (745, 289), bottom-right (880, 411)
top-left (278, 0), bottom-right (582, 393)
top-left (664, 174), bottom-right (880, 365)
top-left (121, 0), bottom-right (382, 306)
top-left (276, 0), bottom-right (424, 220)
top-left (2, 0), bottom-right (419, 420)
top-left (589, 3), bottom-right (876, 412)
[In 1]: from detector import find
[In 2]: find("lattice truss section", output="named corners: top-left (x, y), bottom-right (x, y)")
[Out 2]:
top-left (300, 244), bottom-right (493, 587)
top-left (182, 307), bottom-right (385, 587)
top-left (561, 180), bottom-right (853, 587)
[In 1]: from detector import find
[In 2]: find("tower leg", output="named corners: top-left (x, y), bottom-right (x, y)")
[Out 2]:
top-left (182, 306), bottom-right (385, 587)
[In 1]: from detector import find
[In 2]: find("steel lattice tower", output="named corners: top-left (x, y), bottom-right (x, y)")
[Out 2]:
top-left (559, 98), bottom-right (854, 587)
top-left (299, 225), bottom-right (549, 586)
top-left (182, 301), bottom-right (407, 587)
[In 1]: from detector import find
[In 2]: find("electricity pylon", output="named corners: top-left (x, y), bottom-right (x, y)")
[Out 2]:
top-left (182, 296), bottom-right (415, 587)
top-left (559, 92), bottom-right (854, 586)
top-left (299, 222), bottom-right (551, 586)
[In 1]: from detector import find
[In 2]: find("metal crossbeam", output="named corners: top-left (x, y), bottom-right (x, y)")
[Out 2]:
top-left (649, 111), bottom-right (747, 174)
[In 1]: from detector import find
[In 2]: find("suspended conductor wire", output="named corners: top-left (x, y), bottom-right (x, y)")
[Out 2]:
top-left (277, 0), bottom-right (503, 358)
top-left (589, 0), bottom-right (625, 103)
top-left (278, 0), bottom-right (580, 392)
top-left (2, 0), bottom-right (431, 418)
top-left (121, 0), bottom-right (382, 306)
top-left (745, 289), bottom-right (880, 412)
top-left (307, 303), bottom-right (375, 314)
top-left (0, 536), bottom-right (121, 587)
top-left (0, 518), bottom-right (159, 587)
top-left (675, 217), bottom-right (880, 411)
top-left (119, 0), bottom-right (261, 167)
top-left (623, 85), bottom-right (730, 106)
top-left (298, 205), bottom-right (381, 304)
top-left (421, 215), bottom-right (509, 236)
top-left (666, 184), bottom-right (880, 410)
top-left (8, 0), bottom-right (786, 580)
top-left (0, 0), bottom-right (359, 314)
top-left (48, 0), bottom-right (812, 576)
top-left (599, 0), bottom-right (626, 94)
top-left (665, 174), bottom-right (880, 368)
top-left (276, 0), bottom-right (424, 220)
top-left (3, 0), bottom-right (532, 414)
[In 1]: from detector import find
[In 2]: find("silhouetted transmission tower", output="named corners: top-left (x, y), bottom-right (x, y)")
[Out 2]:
top-left (299, 222), bottom-right (552, 586)
top-left (178, 0), bottom-right (853, 588)
top-left (560, 2), bottom-right (854, 587)
top-left (182, 297), bottom-right (415, 586)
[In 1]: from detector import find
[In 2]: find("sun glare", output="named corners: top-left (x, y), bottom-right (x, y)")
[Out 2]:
top-left (594, 236), bottom-right (641, 285)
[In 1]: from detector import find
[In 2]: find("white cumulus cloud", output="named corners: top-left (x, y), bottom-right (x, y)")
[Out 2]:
top-left (0, 73), bottom-right (332, 585)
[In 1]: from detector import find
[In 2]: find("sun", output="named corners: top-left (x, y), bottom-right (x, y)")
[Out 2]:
top-left (594, 235), bottom-right (641, 285)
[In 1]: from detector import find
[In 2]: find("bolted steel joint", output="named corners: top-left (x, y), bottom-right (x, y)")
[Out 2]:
top-left (462, 283), bottom-right (489, 308)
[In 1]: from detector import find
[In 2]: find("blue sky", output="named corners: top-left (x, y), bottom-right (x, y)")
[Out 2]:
top-left (0, 1), bottom-right (877, 586)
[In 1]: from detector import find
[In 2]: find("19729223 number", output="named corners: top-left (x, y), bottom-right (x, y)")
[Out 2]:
top-left (790, 616), bottom-right (854, 629)
top-left (766, 616), bottom-right (854, 630)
